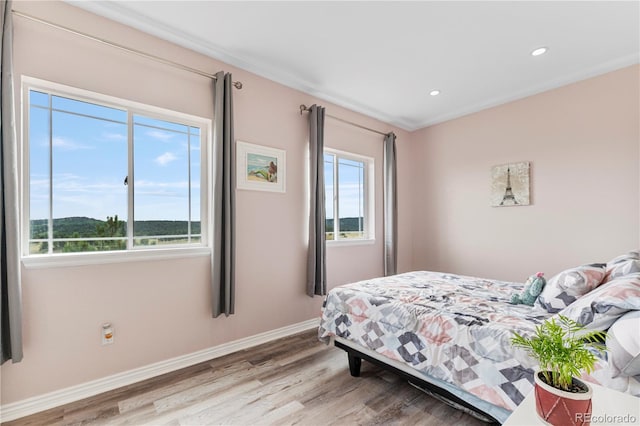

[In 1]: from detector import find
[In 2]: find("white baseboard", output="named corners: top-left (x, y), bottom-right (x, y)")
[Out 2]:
top-left (0, 318), bottom-right (319, 422)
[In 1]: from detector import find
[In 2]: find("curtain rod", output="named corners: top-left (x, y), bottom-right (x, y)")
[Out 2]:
top-left (12, 10), bottom-right (243, 89)
top-left (299, 104), bottom-right (388, 137)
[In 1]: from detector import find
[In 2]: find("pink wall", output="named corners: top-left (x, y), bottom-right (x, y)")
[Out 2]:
top-left (411, 65), bottom-right (639, 282)
top-left (4, 0), bottom-right (638, 409)
top-left (1, 1), bottom-right (412, 404)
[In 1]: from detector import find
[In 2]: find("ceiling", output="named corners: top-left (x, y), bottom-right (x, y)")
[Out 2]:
top-left (69, 1), bottom-right (639, 131)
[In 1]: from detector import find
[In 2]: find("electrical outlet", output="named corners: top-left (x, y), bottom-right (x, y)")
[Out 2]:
top-left (102, 323), bottom-right (114, 345)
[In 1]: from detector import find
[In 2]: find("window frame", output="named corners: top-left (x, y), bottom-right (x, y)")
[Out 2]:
top-left (21, 76), bottom-right (212, 267)
top-left (324, 147), bottom-right (375, 245)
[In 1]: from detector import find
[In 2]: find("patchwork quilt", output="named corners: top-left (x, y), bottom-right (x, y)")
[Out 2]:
top-left (318, 271), bottom-right (638, 412)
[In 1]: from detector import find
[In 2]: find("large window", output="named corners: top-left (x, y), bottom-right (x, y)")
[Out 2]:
top-left (24, 79), bottom-right (209, 256)
top-left (324, 149), bottom-right (374, 242)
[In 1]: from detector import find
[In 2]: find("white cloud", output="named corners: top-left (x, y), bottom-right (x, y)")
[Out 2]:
top-left (330, 183), bottom-right (365, 218)
top-left (29, 174), bottom-right (195, 221)
top-left (50, 173), bottom-right (125, 193)
top-left (101, 132), bottom-right (127, 142)
top-left (134, 179), bottom-right (191, 198)
top-left (135, 180), bottom-right (189, 188)
top-left (28, 173), bottom-right (127, 220)
top-left (154, 152), bottom-right (177, 166)
top-left (50, 137), bottom-right (93, 151)
top-left (146, 130), bottom-right (174, 141)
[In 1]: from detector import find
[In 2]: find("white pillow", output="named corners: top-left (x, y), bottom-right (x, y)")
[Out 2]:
top-left (606, 310), bottom-right (640, 377)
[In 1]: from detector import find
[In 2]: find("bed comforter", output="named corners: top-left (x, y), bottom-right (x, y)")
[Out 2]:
top-left (318, 271), bottom-right (637, 412)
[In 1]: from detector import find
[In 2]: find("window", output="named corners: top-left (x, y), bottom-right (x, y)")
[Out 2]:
top-left (23, 79), bottom-right (209, 256)
top-left (324, 149), bottom-right (374, 242)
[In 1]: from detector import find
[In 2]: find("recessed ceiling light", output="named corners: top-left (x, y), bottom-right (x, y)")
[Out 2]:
top-left (430, 90), bottom-right (440, 96)
top-left (531, 47), bottom-right (548, 57)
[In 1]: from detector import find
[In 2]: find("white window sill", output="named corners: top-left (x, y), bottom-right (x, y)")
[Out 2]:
top-left (22, 246), bottom-right (211, 269)
top-left (327, 239), bottom-right (376, 248)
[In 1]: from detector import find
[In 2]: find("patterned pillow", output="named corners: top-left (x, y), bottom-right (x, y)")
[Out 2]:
top-left (606, 310), bottom-right (640, 378)
top-left (536, 263), bottom-right (606, 313)
top-left (607, 259), bottom-right (640, 282)
top-left (557, 273), bottom-right (640, 331)
top-left (604, 250), bottom-right (640, 282)
top-left (607, 250), bottom-right (639, 265)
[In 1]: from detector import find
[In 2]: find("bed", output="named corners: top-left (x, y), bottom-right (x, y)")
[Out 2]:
top-left (318, 252), bottom-right (640, 424)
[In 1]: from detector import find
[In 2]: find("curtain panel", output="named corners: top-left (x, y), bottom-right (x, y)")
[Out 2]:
top-left (306, 104), bottom-right (326, 297)
top-left (0, 0), bottom-right (23, 364)
top-left (210, 71), bottom-right (235, 317)
top-left (383, 132), bottom-right (397, 276)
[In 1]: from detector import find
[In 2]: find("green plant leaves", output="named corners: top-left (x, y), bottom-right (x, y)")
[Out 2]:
top-left (511, 315), bottom-right (606, 391)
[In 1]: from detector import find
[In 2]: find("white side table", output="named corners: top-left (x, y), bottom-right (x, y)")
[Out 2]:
top-left (504, 382), bottom-right (640, 425)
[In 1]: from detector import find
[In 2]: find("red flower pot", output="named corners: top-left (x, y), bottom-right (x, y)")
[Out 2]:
top-left (534, 371), bottom-right (593, 426)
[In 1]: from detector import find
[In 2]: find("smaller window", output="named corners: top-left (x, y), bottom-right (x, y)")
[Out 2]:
top-left (324, 149), bottom-right (374, 242)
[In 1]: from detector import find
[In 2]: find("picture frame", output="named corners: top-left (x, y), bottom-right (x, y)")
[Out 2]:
top-left (236, 141), bottom-right (286, 193)
top-left (490, 161), bottom-right (530, 207)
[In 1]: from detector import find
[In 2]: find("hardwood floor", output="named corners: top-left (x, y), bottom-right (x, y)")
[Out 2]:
top-left (5, 330), bottom-right (486, 426)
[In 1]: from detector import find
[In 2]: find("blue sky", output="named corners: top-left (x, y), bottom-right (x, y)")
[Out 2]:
top-left (29, 90), bottom-right (200, 229)
top-left (29, 90), bottom-right (362, 238)
top-left (324, 155), bottom-right (365, 221)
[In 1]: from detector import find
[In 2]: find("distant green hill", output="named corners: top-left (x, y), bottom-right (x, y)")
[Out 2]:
top-left (30, 217), bottom-right (201, 239)
top-left (132, 220), bottom-right (201, 236)
top-left (31, 217), bottom-right (104, 239)
top-left (32, 216), bottom-right (355, 238)
top-left (325, 217), bottom-right (363, 232)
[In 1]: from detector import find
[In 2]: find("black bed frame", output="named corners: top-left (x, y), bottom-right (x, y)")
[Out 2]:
top-left (334, 340), bottom-right (501, 424)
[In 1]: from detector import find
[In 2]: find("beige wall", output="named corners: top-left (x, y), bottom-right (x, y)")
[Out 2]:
top-left (411, 65), bottom-right (640, 282)
top-left (1, 1), bottom-right (412, 404)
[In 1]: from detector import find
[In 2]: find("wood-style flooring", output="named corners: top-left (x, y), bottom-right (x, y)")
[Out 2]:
top-left (5, 330), bottom-right (485, 426)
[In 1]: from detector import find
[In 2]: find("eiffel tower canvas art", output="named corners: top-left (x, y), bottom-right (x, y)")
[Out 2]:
top-left (490, 161), bottom-right (530, 207)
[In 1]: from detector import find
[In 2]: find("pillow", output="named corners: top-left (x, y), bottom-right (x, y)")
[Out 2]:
top-left (536, 263), bottom-right (606, 313)
top-left (606, 310), bottom-right (640, 378)
top-left (606, 259), bottom-right (640, 282)
top-left (606, 250), bottom-right (639, 265)
top-left (556, 273), bottom-right (640, 331)
top-left (604, 250), bottom-right (640, 282)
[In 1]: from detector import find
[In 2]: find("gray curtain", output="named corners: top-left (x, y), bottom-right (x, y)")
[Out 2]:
top-left (1, 0), bottom-right (22, 364)
top-left (210, 71), bottom-right (235, 317)
top-left (383, 132), bottom-right (397, 276)
top-left (306, 104), bottom-right (326, 297)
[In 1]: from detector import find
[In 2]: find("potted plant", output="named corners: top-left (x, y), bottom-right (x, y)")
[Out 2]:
top-left (511, 315), bottom-right (606, 426)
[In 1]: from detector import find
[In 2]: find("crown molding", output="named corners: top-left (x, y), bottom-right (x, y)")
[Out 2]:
top-left (66, 1), bottom-right (639, 133)
top-left (415, 53), bottom-right (640, 129)
top-left (67, 1), bottom-right (416, 131)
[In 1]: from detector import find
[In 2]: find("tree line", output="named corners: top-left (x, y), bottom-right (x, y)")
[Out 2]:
top-left (30, 216), bottom-right (202, 239)
top-left (325, 217), bottom-right (364, 232)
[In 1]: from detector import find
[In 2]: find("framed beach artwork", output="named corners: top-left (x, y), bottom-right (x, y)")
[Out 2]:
top-left (490, 161), bottom-right (530, 207)
top-left (236, 141), bottom-right (286, 193)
